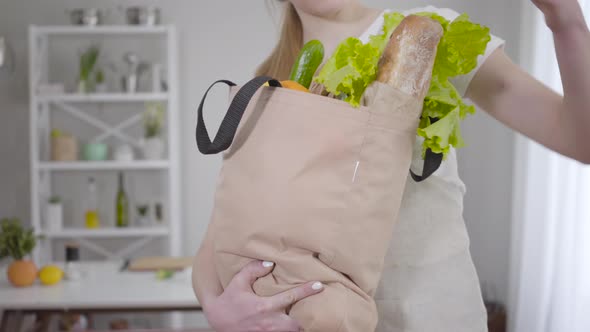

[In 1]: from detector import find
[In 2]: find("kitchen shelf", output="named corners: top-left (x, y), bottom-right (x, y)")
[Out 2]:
top-left (38, 161), bottom-right (170, 171)
top-left (38, 93), bottom-right (168, 103)
top-left (29, 24), bottom-right (181, 264)
top-left (34, 25), bottom-right (169, 36)
top-left (41, 226), bottom-right (170, 238)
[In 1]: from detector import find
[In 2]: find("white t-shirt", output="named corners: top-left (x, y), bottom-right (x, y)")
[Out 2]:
top-left (359, 7), bottom-right (505, 332)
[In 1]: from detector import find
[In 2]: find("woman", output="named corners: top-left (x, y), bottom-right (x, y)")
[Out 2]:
top-left (193, 0), bottom-right (590, 331)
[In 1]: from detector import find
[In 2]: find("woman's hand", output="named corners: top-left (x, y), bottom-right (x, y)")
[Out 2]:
top-left (531, 0), bottom-right (587, 32)
top-left (203, 260), bottom-right (324, 332)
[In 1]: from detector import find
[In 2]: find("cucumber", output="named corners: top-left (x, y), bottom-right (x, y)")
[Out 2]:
top-left (289, 40), bottom-right (324, 89)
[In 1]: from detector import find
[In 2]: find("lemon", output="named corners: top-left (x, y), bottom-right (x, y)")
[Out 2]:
top-left (39, 265), bottom-right (64, 286)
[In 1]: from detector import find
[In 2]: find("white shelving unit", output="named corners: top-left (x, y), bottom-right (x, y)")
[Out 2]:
top-left (38, 160), bottom-right (170, 171)
top-left (29, 25), bottom-right (181, 264)
top-left (38, 92), bottom-right (169, 103)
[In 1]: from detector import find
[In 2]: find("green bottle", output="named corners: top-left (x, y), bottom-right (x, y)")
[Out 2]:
top-left (116, 172), bottom-right (129, 227)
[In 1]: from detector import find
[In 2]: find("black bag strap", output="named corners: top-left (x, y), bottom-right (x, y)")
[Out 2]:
top-left (410, 148), bottom-right (443, 182)
top-left (196, 76), bottom-right (281, 154)
top-left (410, 117), bottom-right (443, 182)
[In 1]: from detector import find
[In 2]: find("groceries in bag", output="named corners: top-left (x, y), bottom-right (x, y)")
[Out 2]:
top-left (285, 12), bottom-right (492, 158)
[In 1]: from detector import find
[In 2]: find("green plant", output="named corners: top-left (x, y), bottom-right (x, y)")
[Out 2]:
top-left (0, 218), bottom-right (36, 260)
top-left (51, 129), bottom-right (62, 138)
top-left (136, 205), bottom-right (149, 216)
top-left (143, 102), bottom-right (165, 138)
top-left (48, 196), bottom-right (61, 204)
top-left (95, 68), bottom-right (104, 84)
top-left (79, 46), bottom-right (100, 82)
top-left (51, 129), bottom-right (74, 140)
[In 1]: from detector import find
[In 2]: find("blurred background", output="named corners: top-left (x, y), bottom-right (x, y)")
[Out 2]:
top-left (0, 0), bottom-right (588, 331)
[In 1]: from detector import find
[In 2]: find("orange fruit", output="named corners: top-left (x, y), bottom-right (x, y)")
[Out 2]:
top-left (280, 80), bottom-right (309, 92)
top-left (7, 260), bottom-right (38, 287)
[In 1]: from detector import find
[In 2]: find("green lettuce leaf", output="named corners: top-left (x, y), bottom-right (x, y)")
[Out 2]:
top-left (369, 12), bottom-right (405, 53)
top-left (431, 13), bottom-right (491, 81)
top-left (413, 12), bottom-right (490, 157)
top-left (417, 106), bottom-right (465, 156)
top-left (314, 38), bottom-right (379, 107)
top-left (313, 12), bottom-right (404, 107)
top-left (422, 77), bottom-right (461, 119)
top-left (414, 12), bottom-right (449, 28)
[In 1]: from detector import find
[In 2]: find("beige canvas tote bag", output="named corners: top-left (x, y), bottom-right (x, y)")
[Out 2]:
top-left (196, 76), bottom-right (424, 331)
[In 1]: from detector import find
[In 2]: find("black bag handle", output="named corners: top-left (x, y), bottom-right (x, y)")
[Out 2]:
top-left (410, 117), bottom-right (443, 182)
top-left (196, 76), bottom-right (441, 181)
top-left (410, 148), bottom-right (443, 182)
top-left (196, 76), bottom-right (281, 155)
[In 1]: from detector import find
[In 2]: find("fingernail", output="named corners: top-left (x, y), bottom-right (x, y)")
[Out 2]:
top-left (262, 261), bottom-right (274, 268)
top-left (312, 281), bottom-right (323, 290)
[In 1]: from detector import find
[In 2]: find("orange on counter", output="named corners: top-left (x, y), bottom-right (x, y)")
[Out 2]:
top-left (7, 259), bottom-right (37, 287)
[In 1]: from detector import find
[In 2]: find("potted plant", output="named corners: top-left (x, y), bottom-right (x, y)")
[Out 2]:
top-left (51, 129), bottom-right (78, 161)
top-left (78, 46), bottom-right (100, 93)
top-left (0, 218), bottom-right (37, 287)
top-left (95, 68), bottom-right (107, 93)
top-left (140, 102), bottom-right (165, 159)
top-left (45, 196), bottom-right (63, 231)
top-left (136, 204), bottom-right (150, 226)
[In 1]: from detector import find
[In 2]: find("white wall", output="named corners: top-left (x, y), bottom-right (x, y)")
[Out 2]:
top-left (0, 0), bottom-right (520, 313)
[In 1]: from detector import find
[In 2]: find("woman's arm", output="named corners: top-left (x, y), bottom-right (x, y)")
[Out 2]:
top-left (191, 228), bottom-right (324, 331)
top-left (466, 0), bottom-right (590, 163)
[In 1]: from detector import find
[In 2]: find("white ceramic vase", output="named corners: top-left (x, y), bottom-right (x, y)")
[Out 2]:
top-left (141, 137), bottom-right (165, 160)
top-left (136, 215), bottom-right (150, 227)
top-left (45, 203), bottom-right (63, 231)
top-left (77, 79), bottom-right (93, 93)
top-left (114, 144), bottom-right (134, 162)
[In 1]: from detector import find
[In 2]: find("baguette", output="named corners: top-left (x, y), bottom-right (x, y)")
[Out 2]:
top-left (376, 15), bottom-right (443, 100)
